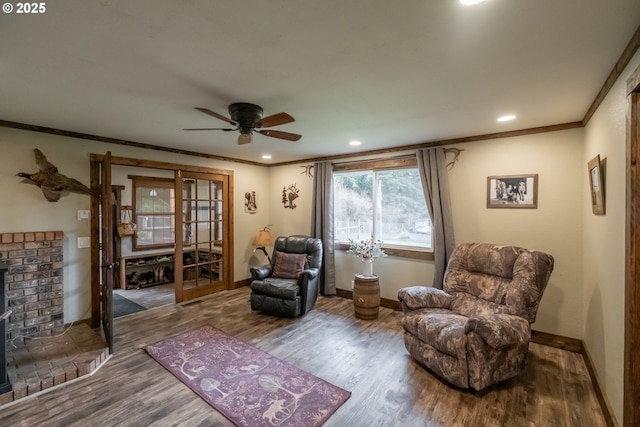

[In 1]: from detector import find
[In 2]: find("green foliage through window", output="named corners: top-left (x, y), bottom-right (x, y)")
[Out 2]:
top-left (334, 168), bottom-right (431, 249)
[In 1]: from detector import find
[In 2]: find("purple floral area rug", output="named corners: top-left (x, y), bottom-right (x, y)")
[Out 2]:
top-left (145, 325), bottom-right (351, 427)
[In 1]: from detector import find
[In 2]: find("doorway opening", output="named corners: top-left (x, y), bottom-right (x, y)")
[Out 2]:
top-left (89, 154), bottom-right (234, 352)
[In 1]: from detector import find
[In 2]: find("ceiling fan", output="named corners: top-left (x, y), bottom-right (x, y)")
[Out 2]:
top-left (184, 103), bottom-right (302, 145)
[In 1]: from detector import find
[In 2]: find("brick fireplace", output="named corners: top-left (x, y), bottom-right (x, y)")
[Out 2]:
top-left (0, 232), bottom-right (110, 404)
top-left (0, 231), bottom-right (65, 345)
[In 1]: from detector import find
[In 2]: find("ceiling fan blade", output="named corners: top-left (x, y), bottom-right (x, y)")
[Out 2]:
top-left (258, 129), bottom-right (302, 142)
top-left (183, 127), bottom-right (236, 131)
top-left (237, 134), bottom-right (253, 145)
top-left (195, 107), bottom-right (236, 125)
top-left (257, 112), bottom-right (295, 128)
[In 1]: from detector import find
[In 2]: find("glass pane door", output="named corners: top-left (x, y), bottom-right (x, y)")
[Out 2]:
top-left (175, 171), bottom-right (230, 302)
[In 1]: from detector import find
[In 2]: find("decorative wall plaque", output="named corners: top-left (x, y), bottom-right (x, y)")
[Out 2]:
top-left (282, 183), bottom-right (299, 209)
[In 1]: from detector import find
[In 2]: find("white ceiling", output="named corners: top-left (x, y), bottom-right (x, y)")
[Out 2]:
top-left (1, 0), bottom-right (639, 164)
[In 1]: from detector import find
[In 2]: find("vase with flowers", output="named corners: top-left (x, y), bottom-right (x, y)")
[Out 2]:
top-left (346, 237), bottom-right (387, 277)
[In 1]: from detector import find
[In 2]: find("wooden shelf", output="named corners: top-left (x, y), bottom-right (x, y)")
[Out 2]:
top-left (119, 249), bottom-right (222, 289)
top-left (120, 251), bottom-right (175, 290)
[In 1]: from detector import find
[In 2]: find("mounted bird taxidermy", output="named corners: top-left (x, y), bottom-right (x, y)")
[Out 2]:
top-left (17, 148), bottom-right (95, 202)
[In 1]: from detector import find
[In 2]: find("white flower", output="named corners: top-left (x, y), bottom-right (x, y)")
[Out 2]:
top-left (346, 237), bottom-right (386, 260)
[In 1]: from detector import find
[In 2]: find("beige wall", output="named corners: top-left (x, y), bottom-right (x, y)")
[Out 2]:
top-left (449, 130), bottom-right (585, 338)
top-left (270, 130), bottom-right (585, 336)
top-left (583, 50), bottom-right (640, 423)
top-left (267, 164), bottom-right (315, 239)
top-left (0, 126), bottom-right (588, 333)
top-left (0, 128), bottom-right (270, 321)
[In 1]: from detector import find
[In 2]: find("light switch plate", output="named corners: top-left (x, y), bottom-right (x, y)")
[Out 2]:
top-left (77, 210), bottom-right (90, 220)
top-left (77, 237), bottom-right (91, 248)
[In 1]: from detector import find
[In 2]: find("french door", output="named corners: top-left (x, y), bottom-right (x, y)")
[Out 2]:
top-left (91, 155), bottom-right (234, 339)
top-left (174, 170), bottom-right (231, 303)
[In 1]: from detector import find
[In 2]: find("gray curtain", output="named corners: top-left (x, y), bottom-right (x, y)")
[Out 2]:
top-left (416, 148), bottom-right (455, 289)
top-left (311, 161), bottom-right (336, 295)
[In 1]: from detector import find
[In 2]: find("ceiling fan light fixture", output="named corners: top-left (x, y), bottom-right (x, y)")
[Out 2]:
top-left (238, 133), bottom-right (253, 145)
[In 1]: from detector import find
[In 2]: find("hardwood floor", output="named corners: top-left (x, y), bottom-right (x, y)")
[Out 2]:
top-left (114, 283), bottom-right (175, 310)
top-left (0, 287), bottom-right (606, 426)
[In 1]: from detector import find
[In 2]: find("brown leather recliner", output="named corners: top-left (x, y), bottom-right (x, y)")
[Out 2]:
top-left (398, 243), bottom-right (554, 390)
top-left (250, 235), bottom-right (323, 317)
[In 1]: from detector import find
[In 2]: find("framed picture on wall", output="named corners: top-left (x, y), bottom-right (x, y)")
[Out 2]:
top-left (487, 174), bottom-right (538, 209)
top-left (588, 155), bottom-right (606, 215)
top-left (244, 191), bottom-right (257, 213)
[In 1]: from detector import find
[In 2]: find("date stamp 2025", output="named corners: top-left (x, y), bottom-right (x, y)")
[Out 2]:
top-left (3, 2), bottom-right (47, 14)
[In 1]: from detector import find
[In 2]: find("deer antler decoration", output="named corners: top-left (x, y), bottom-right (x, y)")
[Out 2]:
top-left (443, 148), bottom-right (464, 170)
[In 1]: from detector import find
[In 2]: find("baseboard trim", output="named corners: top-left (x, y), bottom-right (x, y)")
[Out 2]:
top-left (233, 278), bottom-right (252, 289)
top-left (530, 330), bottom-right (582, 353)
top-left (528, 326), bottom-right (617, 425)
top-left (335, 288), bottom-right (400, 311)
top-left (581, 341), bottom-right (617, 427)
top-left (334, 287), bottom-right (615, 425)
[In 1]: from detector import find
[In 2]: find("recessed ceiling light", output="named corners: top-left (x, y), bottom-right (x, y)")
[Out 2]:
top-left (497, 114), bottom-right (516, 122)
top-left (349, 140), bottom-right (361, 146)
top-left (262, 154), bottom-right (272, 159)
top-left (460, 0), bottom-right (485, 5)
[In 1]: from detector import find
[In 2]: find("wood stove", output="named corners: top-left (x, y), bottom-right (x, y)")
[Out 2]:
top-left (0, 263), bottom-right (11, 393)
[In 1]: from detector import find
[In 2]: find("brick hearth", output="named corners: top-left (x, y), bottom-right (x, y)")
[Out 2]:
top-left (0, 231), bottom-right (108, 406)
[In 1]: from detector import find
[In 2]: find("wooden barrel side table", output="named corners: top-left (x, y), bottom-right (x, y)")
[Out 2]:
top-left (353, 274), bottom-right (380, 320)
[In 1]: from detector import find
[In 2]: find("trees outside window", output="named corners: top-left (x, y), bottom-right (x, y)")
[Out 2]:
top-left (334, 167), bottom-right (431, 250)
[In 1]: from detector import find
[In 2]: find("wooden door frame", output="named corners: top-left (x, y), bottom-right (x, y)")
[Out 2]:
top-left (99, 152), bottom-right (115, 354)
top-left (89, 154), bottom-right (234, 327)
top-left (625, 63), bottom-right (640, 427)
top-left (90, 157), bottom-right (100, 327)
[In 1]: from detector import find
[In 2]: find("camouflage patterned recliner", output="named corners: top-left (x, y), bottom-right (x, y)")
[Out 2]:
top-left (398, 243), bottom-right (554, 390)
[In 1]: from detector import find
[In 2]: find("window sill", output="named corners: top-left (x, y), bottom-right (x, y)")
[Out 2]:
top-left (334, 242), bottom-right (434, 261)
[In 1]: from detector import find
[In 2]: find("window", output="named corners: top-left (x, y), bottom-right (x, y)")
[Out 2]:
top-left (333, 160), bottom-right (432, 253)
top-left (131, 176), bottom-right (176, 250)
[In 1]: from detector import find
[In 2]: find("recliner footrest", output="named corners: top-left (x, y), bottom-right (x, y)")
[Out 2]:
top-left (250, 294), bottom-right (301, 317)
top-left (250, 278), bottom-right (299, 300)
